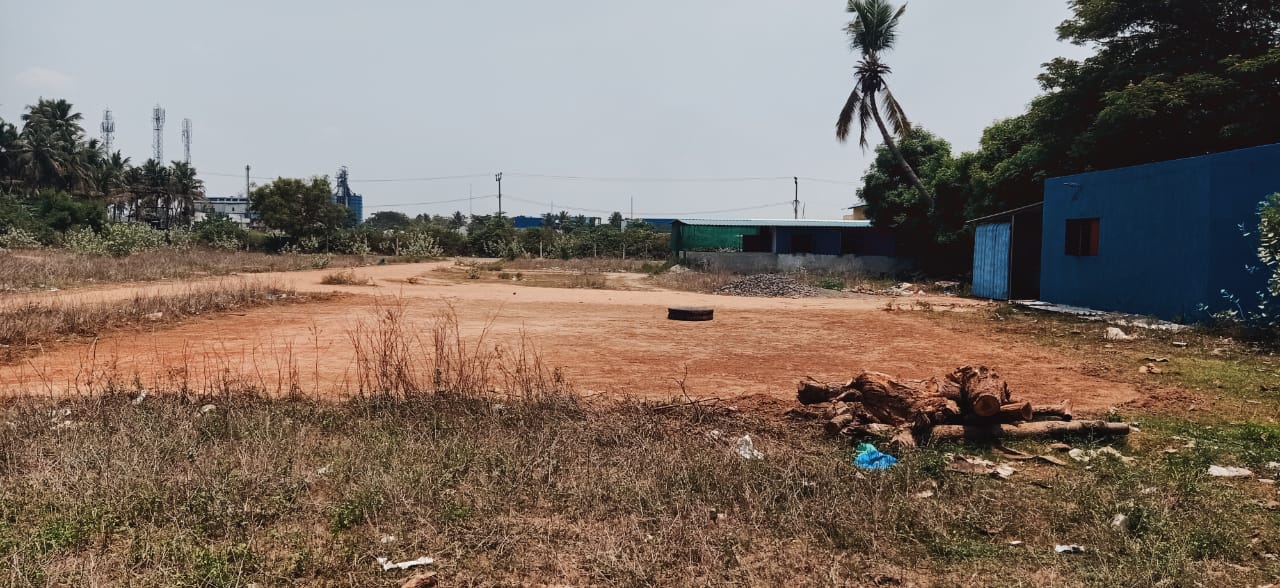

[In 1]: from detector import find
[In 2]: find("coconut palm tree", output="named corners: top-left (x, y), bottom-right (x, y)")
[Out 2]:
top-left (835, 0), bottom-right (932, 208)
top-left (13, 99), bottom-right (91, 194)
top-left (168, 161), bottom-right (204, 226)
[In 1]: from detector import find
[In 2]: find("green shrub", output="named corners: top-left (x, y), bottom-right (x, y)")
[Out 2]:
top-left (0, 228), bottom-right (42, 250)
top-left (103, 222), bottom-right (165, 256)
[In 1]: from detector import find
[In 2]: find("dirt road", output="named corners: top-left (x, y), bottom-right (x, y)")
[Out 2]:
top-left (0, 262), bottom-right (1138, 411)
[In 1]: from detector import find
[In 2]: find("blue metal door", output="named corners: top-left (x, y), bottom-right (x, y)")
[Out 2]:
top-left (973, 222), bottom-right (1011, 299)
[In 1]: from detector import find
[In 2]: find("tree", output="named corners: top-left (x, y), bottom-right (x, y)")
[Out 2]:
top-left (249, 177), bottom-right (348, 239)
top-left (835, 0), bottom-right (932, 208)
top-left (608, 211), bottom-right (624, 228)
top-left (11, 99), bottom-right (91, 195)
top-left (364, 211), bottom-right (412, 231)
top-left (168, 161), bottom-right (204, 226)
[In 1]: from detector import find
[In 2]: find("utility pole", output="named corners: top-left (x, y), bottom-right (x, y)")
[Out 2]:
top-left (495, 172), bottom-right (503, 216)
top-left (245, 165), bottom-right (251, 198)
top-left (468, 184), bottom-right (473, 217)
top-left (793, 177), bottom-right (799, 219)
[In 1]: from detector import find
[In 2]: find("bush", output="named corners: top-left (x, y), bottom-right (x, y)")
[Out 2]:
top-left (64, 222), bottom-right (167, 257)
top-left (193, 214), bottom-right (247, 249)
top-left (64, 227), bottom-right (108, 255)
top-left (0, 228), bottom-right (42, 250)
top-left (401, 230), bottom-right (444, 259)
top-left (103, 222), bottom-right (166, 256)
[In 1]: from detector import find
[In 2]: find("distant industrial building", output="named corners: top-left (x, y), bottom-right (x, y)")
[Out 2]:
top-left (670, 218), bottom-right (900, 274)
top-left (198, 195), bottom-right (256, 226)
top-left (333, 167), bottom-right (364, 223)
top-left (971, 143), bottom-right (1279, 320)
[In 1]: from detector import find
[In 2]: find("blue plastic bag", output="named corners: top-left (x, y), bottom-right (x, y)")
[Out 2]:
top-left (853, 443), bottom-right (897, 470)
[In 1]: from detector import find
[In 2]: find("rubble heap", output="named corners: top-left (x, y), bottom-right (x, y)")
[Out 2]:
top-left (793, 366), bottom-right (1129, 447)
top-left (717, 274), bottom-right (820, 298)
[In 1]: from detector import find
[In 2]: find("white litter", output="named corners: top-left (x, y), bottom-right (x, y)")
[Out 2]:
top-left (379, 534), bottom-right (397, 544)
top-left (1265, 461), bottom-right (1280, 471)
top-left (1069, 446), bottom-right (1135, 464)
top-left (1110, 514), bottom-right (1129, 530)
top-left (131, 390), bottom-right (148, 405)
top-left (1008, 540), bottom-right (1024, 546)
top-left (376, 556), bottom-right (434, 571)
top-left (732, 435), bottom-right (765, 460)
top-left (1105, 327), bottom-right (1136, 341)
top-left (197, 404), bottom-right (217, 416)
top-left (1208, 465), bottom-right (1254, 478)
top-left (316, 464), bottom-right (332, 475)
top-left (1055, 545), bottom-right (1085, 554)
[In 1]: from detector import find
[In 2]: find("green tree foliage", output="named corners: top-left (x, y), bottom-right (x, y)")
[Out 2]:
top-left (249, 177), bottom-right (348, 240)
top-left (979, 0), bottom-right (1280, 210)
top-left (363, 211), bottom-right (412, 232)
top-left (856, 0), bottom-right (1280, 273)
top-left (856, 129), bottom-right (960, 266)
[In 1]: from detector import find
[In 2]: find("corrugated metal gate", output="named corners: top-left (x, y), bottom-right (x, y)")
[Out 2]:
top-left (973, 222), bottom-right (1011, 299)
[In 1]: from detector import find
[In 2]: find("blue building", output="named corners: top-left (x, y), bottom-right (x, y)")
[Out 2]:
top-left (333, 167), bottom-right (363, 223)
top-left (972, 143), bottom-right (1279, 320)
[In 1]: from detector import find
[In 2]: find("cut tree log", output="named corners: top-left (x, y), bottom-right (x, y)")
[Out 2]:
top-left (1031, 400), bottom-right (1073, 421)
top-left (929, 420), bottom-right (1130, 441)
top-left (853, 372), bottom-right (955, 427)
top-left (952, 365), bottom-right (1010, 417)
top-left (999, 402), bottom-right (1034, 422)
top-left (797, 380), bottom-right (846, 405)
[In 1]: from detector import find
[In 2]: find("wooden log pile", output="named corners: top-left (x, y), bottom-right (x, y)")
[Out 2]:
top-left (796, 366), bottom-right (1128, 447)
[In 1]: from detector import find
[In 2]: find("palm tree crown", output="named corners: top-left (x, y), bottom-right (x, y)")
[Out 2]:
top-left (835, 0), bottom-right (933, 207)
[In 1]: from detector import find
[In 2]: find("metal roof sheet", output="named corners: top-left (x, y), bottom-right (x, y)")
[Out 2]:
top-left (673, 218), bottom-right (873, 228)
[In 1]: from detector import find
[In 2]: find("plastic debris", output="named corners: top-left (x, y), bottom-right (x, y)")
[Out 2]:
top-left (197, 404), bottom-right (217, 416)
top-left (1265, 461), bottom-right (1280, 471)
top-left (1069, 446), bottom-right (1135, 465)
top-left (1008, 540), bottom-right (1024, 546)
top-left (1105, 327), bottom-right (1136, 341)
top-left (1055, 545), bottom-right (1086, 554)
top-left (1171, 341), bottom-right (1188, 347)
top-left (1207, 465), bottom-right (1253, 478)
top-left (379, 534), bottom-right (397, 544)
top-left (131, 390), bottom-right (148, 405)
top-left (376, 556), bottom-right (434, 572)
top-left (1143, 357), bottom-right (1169, 363)
top-left (1110, 514), bottom-right (1130, 530)
top-left (853, 443), bottom-right (897, 470)
top-left (732, 435), bottom-right (764, 460)
top-left (144, 311), bottom-right (164, 321)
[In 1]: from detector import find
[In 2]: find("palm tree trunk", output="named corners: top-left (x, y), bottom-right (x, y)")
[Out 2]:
top-left (870, 103), bottom-right (933, 208)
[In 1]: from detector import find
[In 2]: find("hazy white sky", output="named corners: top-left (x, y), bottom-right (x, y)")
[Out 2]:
top-left (1, 1), bottom-right (1090, 220)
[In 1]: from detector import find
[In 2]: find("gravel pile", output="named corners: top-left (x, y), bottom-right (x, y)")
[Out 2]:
top-left (716, 274), bottom-right (821, 298)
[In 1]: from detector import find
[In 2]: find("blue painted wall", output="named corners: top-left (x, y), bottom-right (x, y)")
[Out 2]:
top-left (973, 222), bottom-right (1010, 300)
top-left (1040, 143), bottom-right (1279, 320)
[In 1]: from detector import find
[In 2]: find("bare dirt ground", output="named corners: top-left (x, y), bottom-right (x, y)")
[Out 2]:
top-left (0, 261), bottom-right (1139, 412)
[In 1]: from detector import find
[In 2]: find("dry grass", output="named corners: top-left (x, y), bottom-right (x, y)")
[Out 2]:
top-left (1, 394), bottom-right (1276, 586)
top-left (649, 267), bottom-right (739, 293)
top-left (0, 281), bottom-right (305, 361)
top-left (500, 257), bottom-right (655, 273)
top-left (319, 270), bottom-right (373, 286)
top-left (0, 249), bottom-right (387, 293)
top-left (1, 304), bottom-right (1277, 585)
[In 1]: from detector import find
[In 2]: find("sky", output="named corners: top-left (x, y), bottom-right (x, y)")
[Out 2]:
top-left (1, 1), bottom-right (1092, 220)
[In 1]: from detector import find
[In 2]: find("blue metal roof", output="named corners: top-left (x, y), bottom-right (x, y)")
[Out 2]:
top-left (673, 218), bottom-right (873, 228)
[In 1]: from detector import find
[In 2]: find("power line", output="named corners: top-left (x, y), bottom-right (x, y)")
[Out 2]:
top-left (201, 170), bottom-right (861, 186)
top-left (503, 194), bottom-right (793, 217)
top-left (366, 194), bottom-right (499, 210)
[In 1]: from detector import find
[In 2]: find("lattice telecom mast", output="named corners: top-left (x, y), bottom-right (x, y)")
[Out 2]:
top-left (181, 118), bottom-right (192, 163)
top-left (151, 105), bottom-right (166, 161)
top-left (100, 109), bottom-right (115, 151)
